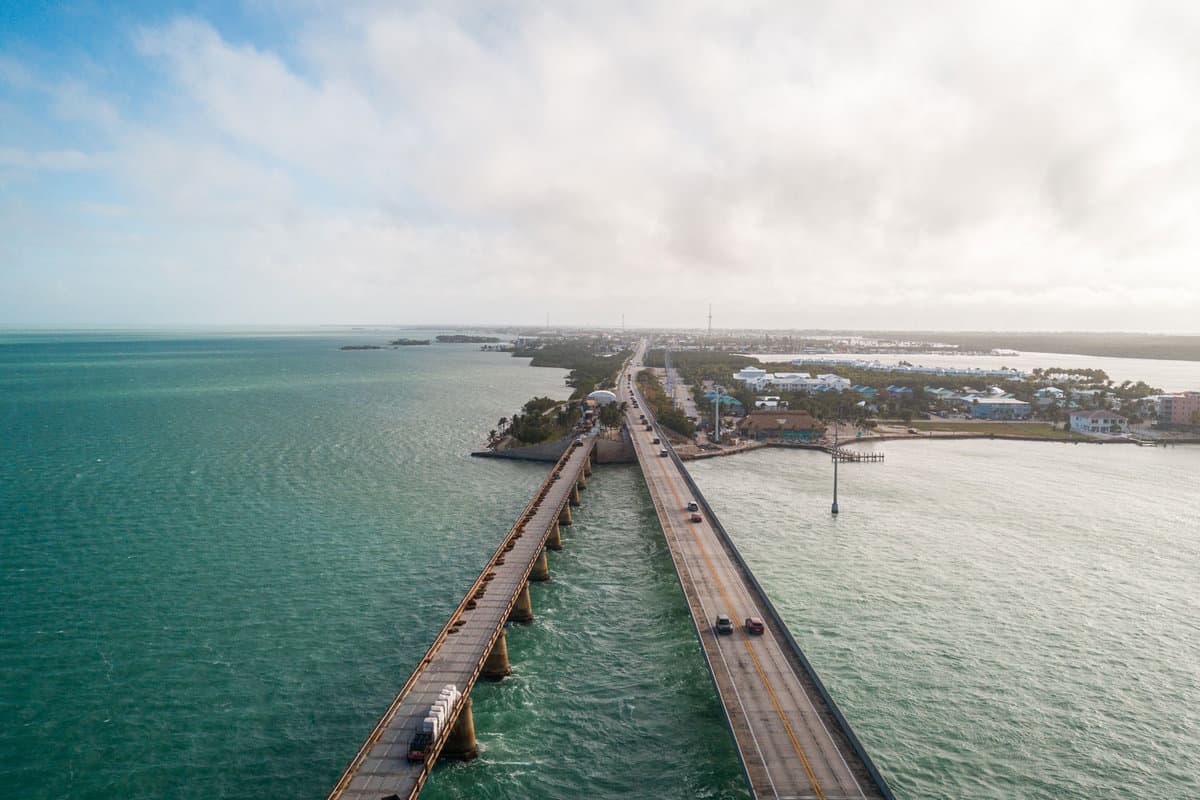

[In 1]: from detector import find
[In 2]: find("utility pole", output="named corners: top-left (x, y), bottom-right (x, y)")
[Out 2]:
top-left (708, 304), bottom-right (712, 340)
top-left (831, 412), bottom-right (840, 515)
top-left (714, 386), bottom-right (722, 443)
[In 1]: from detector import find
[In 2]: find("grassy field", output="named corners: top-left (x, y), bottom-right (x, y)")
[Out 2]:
top-left (901, 420), bottom-right (1089, 440)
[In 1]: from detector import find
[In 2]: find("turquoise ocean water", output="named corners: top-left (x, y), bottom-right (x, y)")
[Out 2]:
top-left (3, 332), bottom-right (1198, 799)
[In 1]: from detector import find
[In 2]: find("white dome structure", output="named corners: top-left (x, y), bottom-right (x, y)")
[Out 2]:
top-left (587, 390), bottom-right (618, 405)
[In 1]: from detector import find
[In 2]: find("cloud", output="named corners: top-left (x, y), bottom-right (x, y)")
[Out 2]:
top-left (0, 147), bottom-right (101, 170)
top-left (3, 1), bottom-right (1200, 329)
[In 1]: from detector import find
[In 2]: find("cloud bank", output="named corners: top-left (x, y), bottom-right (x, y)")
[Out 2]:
top-left (2, 1), bottom-right (1199, 330)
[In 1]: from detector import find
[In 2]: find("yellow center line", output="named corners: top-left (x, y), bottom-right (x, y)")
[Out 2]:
top-left (636, 416), bottom-right (828, 800)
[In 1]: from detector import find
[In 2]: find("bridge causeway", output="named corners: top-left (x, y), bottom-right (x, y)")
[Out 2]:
top-left (327, 434), bottom-right (596, 800)
top-left (622, 342), bottom-right (894, 800)
top-left (329, 340), bottom-right (894, 800)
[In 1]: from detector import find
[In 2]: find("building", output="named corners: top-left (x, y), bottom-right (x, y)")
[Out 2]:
top-left (586, 390), bottom-right (618, 405)
top-left (970, 397), bottom-right (1032, 420)
top-left (1034, 387), bottom-right (1065, 407)
top-left (739, 411), bottom-right (825, 442)
top-left (702, 391), bottom-right (743, 409)
top-left (1070, 410), bottom-right (1129, 435)
top-left (1160, 391), bottom-right (1200, 426)
top-left (731, 369), bottom-right (848, 393)
top-left (733, 367), bottom-right (770, 390)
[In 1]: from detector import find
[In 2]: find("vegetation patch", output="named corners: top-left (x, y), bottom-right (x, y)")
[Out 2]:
top-left (636, 369), bottom-right (696, 438)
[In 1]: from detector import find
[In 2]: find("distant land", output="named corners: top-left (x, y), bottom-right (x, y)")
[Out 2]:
top-left (339, 338), bottom-right (430, 350)
top-left (448, 327), bottom-right (1200, 362)
top-left (436, 334), bottom-right (501, 343)
top-left (867, 332), bottom-right (1200, 362)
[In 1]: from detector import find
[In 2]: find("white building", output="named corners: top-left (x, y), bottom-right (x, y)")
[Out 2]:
top-left (733, 367), bottom-right (770, 390)
top-left (817, 374), bottom-right (851, 391)
top-left (1069, 410), bottom-right (1128, 435)
top-left (731, 368), bottom-right (849, 393)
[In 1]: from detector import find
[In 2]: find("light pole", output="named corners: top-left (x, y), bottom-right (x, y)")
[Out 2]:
top-left (831, 407), bottom-right (840, 515)
top-left (713, 386), bottom-right (723, 443)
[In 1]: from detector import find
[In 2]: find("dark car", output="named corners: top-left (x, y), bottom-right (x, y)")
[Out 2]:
top-left (744, 617), bottom-right (765, 635)
top-left (715, 614), bottom-right (734, 635)
top-left (659, 449), bottom-right (669, 457)
top-left (652, 437), bottom-right (660, 444)
top-left (686, 501), bottom-right (699, 512)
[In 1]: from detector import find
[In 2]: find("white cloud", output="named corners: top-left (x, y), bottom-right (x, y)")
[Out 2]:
top-left (3, 1), bottom-right (1200, 329)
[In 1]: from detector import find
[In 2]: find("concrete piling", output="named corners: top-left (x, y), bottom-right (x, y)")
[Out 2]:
top-left (569, 484), bottom-right (581, 506)
top-left (546, 521), bottom-right (563, 551)
top-left (481, 629), bottom-right (512, 679)
top-left (559, 504), bottom-right (572, 525)
top-left (509, 583), bottom-right (534, 623)
top-left (441, 697), bottom-right (479, 761)
top-left (530, 549), bottom-right (550, 582)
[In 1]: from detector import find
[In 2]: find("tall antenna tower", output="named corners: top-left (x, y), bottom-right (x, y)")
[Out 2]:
top-left (708, 304), bottom-right (713, 338)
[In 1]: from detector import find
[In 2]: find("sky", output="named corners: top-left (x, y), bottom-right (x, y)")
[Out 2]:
top-left (2, 1), bottom-right (1199, 331)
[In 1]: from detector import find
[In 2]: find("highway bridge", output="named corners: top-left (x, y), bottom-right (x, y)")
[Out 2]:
top-left (621, 342), bottom-right (893, 800)
top-left (329, 342), bottom-right (894, 800)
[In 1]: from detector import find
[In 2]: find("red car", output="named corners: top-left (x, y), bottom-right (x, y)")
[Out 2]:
top-left (745, 617), bottom-right (765, 634)
top-left (690, 513), bottom-right (703, 523)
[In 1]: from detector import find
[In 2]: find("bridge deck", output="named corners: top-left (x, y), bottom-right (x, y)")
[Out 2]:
top-left (621, 346), bottom-right (892, 800)
top-left (328, 435), bottom-right (596, 800)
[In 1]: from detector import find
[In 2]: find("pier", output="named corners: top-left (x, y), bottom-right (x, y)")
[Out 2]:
top-left (826, 445), bottom-right (885, 462)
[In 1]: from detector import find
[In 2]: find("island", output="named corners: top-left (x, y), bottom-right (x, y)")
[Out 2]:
top-left (340, 338), bottom-right (431, 350)
top-left (436, 334), bottom-right (501, 343)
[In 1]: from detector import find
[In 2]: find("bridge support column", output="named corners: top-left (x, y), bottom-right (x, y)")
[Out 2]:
top-left (530, 549), bottom-right (550, 582)
top-left (577, 471), bottom-right (587, 489)
top-left (583, 455), bottom-right (592, 476)
top-left (546, 521), bottom-right (563, 551)
top-left (509, 583), bottom-right (533, 623)
top-left (559, 504), bottom-right (572, 526)
top-left (569, 484), bottom-right (581, 507)
top-left (481, 629), bottom-right (511, 680)
top-left (441, 697), bottom-right (478, 761)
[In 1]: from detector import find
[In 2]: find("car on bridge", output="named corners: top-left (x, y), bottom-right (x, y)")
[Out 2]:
top-left (686, 501), bottom-right (699, 512)
top-left (745, 617), bottom-right (765, 635)
top-left (714, 614), bottom-right (734, 635)
top-left (652, 437), bottom-right (660, 444)
top-left (659, 449), bottom-right (669, 457)
top-left (690, 513), bottom-right (703, 523)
